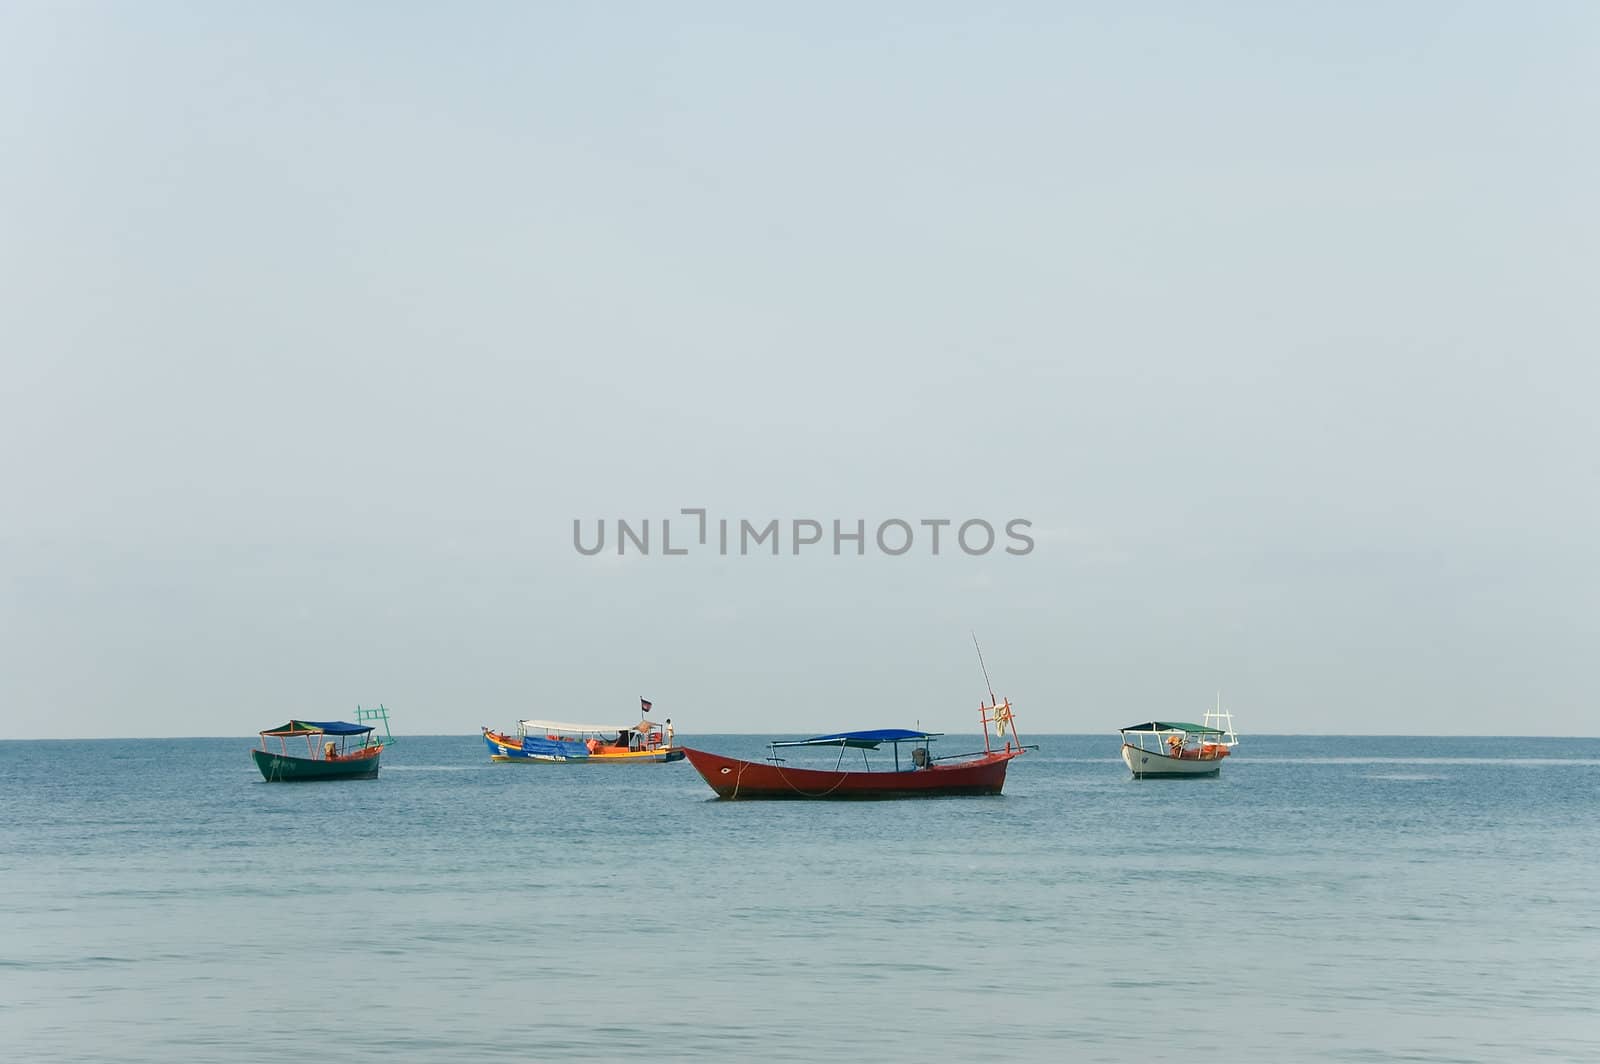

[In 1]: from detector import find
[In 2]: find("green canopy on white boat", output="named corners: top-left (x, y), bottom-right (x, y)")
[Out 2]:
top-left (1119, 721), bottom-right (1227, 735)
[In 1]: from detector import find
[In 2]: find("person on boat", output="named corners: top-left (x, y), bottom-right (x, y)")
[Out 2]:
top-left (1167, 734), bottom-right (1184, 757)
top-left (665, 718), bottom-right (674, 747)
top-left (325, 741), bottom-right (338, 760)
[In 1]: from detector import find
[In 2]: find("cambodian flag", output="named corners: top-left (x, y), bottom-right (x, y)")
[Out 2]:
top-left (641, 698), bottom-right (653, 713)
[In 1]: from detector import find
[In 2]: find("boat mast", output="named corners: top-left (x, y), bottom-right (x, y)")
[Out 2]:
top-left (974, 632), bottom-right (998, 754)
top-left (973, 632), bottom-right (997, 706)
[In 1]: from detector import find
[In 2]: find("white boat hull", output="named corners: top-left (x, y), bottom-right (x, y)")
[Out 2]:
top-left (1122, 743), bottom-right (1224, 779)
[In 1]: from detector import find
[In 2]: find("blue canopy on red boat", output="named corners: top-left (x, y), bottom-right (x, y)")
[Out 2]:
top-left (771, 728), bottom-right (942, 749)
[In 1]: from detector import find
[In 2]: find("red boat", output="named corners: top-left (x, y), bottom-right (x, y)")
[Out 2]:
top-left (682, 696), bottom-right (1031, 800)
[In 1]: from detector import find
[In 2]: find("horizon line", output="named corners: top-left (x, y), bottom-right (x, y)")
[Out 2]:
top-left (3, 731), bottom-right (1596, 742)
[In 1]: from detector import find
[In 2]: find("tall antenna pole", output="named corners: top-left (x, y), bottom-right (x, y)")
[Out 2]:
top-left (972, 632), bottom-right (996, 706)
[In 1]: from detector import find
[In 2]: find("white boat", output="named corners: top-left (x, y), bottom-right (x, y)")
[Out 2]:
top-left (1120, 699), bottom-right (1240, 779)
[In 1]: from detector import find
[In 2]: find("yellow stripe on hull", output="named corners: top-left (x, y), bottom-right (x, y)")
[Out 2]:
top-left (490, 749), bottom-right (681, 764)
top-left (588, 749), bottom-right (679, 763)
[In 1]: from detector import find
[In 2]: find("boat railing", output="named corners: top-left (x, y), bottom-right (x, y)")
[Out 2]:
top-left (933, 744), bottom-right (1038, 763)
top-left (1121, 726), bottom-right (1235, 760)
top-left (765, 736), bottom-right (940, 773)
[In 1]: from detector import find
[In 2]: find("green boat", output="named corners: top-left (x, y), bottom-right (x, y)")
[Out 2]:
top-left (252, 717), bottom-right (385, 782)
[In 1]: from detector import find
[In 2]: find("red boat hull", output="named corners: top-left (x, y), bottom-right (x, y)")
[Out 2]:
top-left (682, 746), bottom-right (1018, 799)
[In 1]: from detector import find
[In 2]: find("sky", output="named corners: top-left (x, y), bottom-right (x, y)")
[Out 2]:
top-left (2, 3), bottom-right (1596, 739)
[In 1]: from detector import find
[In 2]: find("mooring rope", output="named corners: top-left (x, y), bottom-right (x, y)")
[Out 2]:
top-left (772, 761), bottom-right (853, 799)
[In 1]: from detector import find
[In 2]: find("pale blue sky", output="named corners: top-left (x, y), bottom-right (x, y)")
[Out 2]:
top-left (2, 3), bottom-right (1596, 738)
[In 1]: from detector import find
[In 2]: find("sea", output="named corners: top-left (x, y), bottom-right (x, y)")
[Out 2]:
top-left (2, 734), bottom-right (1597, 1063)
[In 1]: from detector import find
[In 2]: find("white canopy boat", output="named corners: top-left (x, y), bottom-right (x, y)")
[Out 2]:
top-left (482, 709), bottom-right (682, 763)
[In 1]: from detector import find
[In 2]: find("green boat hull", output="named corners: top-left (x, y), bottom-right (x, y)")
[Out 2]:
top-left (252, 748), bottom-right (381, 782)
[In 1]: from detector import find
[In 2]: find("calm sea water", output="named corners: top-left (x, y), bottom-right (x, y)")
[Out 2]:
top-left (2, 734), bottom-right (1597, 1063)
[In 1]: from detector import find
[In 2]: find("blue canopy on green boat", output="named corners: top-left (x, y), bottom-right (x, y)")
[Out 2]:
top-left (260, 720), bottom-right (373, 737)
